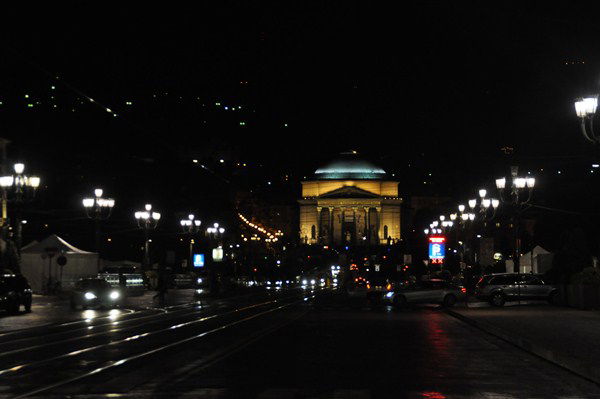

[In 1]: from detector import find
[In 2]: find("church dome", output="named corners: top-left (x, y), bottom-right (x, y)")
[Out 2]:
top-left (313, 152), bottom-right (386, 180)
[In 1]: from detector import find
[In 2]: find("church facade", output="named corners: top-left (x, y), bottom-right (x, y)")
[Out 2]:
top-left (298, 153), bottom-right (402, 246)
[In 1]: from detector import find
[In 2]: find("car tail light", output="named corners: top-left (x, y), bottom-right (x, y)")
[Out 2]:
top-left (461, 287), bottom-right (467, 293)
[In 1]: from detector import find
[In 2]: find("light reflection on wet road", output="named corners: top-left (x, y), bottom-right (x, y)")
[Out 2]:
top-left (0, 291), bottom-right (598, 398)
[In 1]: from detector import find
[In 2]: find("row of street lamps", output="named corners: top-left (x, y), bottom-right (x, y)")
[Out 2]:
top-left (426, 167), bottom-right (536, 272)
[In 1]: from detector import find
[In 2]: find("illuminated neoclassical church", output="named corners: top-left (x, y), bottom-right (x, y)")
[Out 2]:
top-left (299, 152), bottom-right (402, 246)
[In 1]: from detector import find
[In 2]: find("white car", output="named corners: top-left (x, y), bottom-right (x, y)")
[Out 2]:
top-left (384, 279), bottom-right (466, 308)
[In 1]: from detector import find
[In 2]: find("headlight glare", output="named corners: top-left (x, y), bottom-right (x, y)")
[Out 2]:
top-left (84, 292), bottom-right (97, 300)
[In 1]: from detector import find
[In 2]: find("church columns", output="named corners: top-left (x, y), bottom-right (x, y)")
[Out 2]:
top-left (316, 207), bottom-right (322, 243)
top-left (376, 206), bottom-right (383, 244)
top-left (364, 207), bottom-right (370, 244)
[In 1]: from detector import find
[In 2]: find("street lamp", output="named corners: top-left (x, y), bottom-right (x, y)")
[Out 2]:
top-left (180, 213), bottom-right (202, 268)
top-left (0, 163), bottom-right (41, 262)
top-left (206, 222), bottom-right (225, 239)
top-left (496, 166), bottom-right (535, 273)
top-left (134, 203), bottom-right (160, 270)
top-left (82, 188), bottom-right (115, 266)
top-left (467, 195), bottom-right (499, 222)
top-left (574, 95), bottom-right (600, 144)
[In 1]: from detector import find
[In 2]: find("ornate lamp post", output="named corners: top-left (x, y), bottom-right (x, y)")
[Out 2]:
top-left (134, 204), bottom-right (160, 270)
top-left (496, 167), bottom-right (535, 273)
top-left (574, 96), bottom-right (600, 144)
top-left (448, 204), bottom-right (477, 266)
top-left (82, 188), bottom-right (115, 265)
top-left (0, 163), bottom-right (41, 261)
top-left (180, 214), bottom-right (201, 268)
top-left (467, 189), bottom-right (500, 222)
top-left (206, 223), bottom-right (225, 241)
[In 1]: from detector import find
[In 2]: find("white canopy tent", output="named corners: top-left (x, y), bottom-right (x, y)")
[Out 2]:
top-left (520, 245), bottom-right (553, 274)
top-left (20, 235), bottom-right (99, 293)
top-left (505, 245), bottom-right (553, 274)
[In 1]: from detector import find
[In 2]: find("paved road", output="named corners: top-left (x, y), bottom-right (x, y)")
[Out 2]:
top-left (0, 290), bottom-right (599, 398)
top-left (0, 289), bottom-right (199, 332)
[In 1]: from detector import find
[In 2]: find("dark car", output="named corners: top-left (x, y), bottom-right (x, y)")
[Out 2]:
top-left (70, 278), bottom-right (123, 310)
top-left (475, 273), bottom-right (557, 306)
top-left (0, 273), bottom-right (32, 314)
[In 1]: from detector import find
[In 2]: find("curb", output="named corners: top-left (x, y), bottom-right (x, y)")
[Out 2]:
top-left (446, 308), bottom-right (600, 386)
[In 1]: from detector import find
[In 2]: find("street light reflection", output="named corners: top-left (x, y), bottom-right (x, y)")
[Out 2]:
top-left (82, 310), bottom-right (97, 320)
top-left (108, 309), bottom-right (122, 321)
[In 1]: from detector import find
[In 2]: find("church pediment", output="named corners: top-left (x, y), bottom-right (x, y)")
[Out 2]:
top-left (318, 185), bottom-right (380, 199)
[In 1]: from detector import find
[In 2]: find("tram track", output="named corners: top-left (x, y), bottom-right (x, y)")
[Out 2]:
top-left (0, 294), bottom-right (296, 375)
top-left (0, 293), bottom-right (315, 398)
top-left (0, 290), bottom-right (277, 351)
top-left (0, 289), bottom-right (319, 398)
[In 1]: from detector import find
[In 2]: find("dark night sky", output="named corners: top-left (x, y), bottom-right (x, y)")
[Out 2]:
top-left (3, 2), bottom-right (599, 161)
top-left (1, 2), bottom-right (600, 254)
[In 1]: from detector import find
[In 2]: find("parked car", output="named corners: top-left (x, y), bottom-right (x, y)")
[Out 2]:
top-left (0, 273), bottom-right (32, 314)
top-left (475, 273), bottom-right (557, 306)
top-left (384, 279), bottom-right (466, 308)
top-left (70, 278), bottom-right (123, 310)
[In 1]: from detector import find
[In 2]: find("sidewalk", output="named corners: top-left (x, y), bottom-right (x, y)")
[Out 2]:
top-left (448, 303), bottom-right (600, 384)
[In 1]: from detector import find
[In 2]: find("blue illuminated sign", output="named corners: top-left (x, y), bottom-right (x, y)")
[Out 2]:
top-left (428, 237), bottom-right (446, 259)
top-left (193, 254), bottom-right (205, 268)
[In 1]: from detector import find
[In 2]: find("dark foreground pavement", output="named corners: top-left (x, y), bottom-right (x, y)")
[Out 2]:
top-left (129, 306), bottom-right (600, 398)
top-left (449, 304), bottom-right (600, 386)
top-left (0, 291), bottom-right (599, 398)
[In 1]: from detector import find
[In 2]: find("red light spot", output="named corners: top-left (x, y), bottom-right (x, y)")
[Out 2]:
top-left (421, 392), bottom-right (446, 399)
top-left (429, 236), bottom-right (446, 243)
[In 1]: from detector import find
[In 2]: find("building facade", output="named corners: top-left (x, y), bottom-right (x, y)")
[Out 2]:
top-left (298, 153), bottom-right (402, 246)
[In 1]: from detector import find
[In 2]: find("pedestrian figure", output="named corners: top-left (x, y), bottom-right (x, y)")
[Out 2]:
top-left (153, 271), bottom-right (168, 307)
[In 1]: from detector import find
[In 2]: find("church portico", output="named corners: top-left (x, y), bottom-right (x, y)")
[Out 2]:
top-left (299, 153), bottom-right (402, 246)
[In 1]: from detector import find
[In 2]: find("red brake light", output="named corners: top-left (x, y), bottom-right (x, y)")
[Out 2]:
top-left (461, 287), bottom-right (467, 293)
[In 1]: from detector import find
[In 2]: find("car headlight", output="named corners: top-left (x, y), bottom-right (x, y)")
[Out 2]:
top-left (310, 279), bottom-right (316, 285)
top-left (197, 278), bottom-right (203, 284)
top-left (333, 278), bottom-right (338, 283)
top-left (84, 292), bottom-right (97, 300)
top-left (109, 291), bottom-right (120, 300)
top-left (386, 292), bottom-right (394, 298)
top-left (302, 279), bottom-right (308, 285)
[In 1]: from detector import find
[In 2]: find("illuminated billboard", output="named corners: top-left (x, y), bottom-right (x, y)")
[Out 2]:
top-left (193, 254), bottom-right (205, 268)
top-left (428, 236), bottom-right (446, 260)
